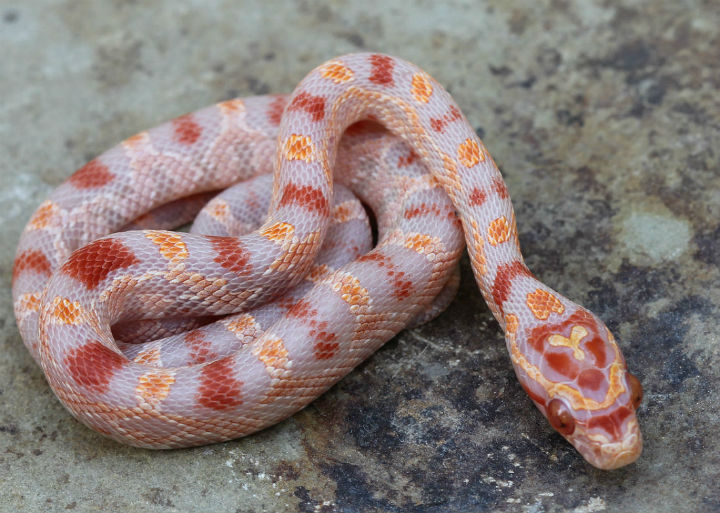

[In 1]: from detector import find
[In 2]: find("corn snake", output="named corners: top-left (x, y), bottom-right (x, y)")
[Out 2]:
top-left (12, 53), bottom-right (642, 469)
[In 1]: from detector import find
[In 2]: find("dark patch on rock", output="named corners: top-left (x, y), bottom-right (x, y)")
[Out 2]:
top-left (3, 9), bottom-right (18, 23)
top-left (692, 224), bottom-right (720, 266)
top-left (321, 461), bottom-right (397, 512)
top-left (662, 347), bottom-right (700, 387)
top-left (141, 488), bottom-right (175, 508)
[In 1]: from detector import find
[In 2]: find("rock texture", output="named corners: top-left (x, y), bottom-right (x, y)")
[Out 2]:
top-left (1, 0), bottom-right (719, 511)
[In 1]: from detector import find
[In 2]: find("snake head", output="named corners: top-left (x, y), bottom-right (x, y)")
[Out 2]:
top-left (506, 308), bottom-right (643, 470)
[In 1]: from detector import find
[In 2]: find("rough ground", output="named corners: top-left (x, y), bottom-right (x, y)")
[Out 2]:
top-left (1, 1), bottom-right (719, 511)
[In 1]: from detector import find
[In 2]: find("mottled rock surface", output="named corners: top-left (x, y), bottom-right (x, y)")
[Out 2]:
top-left (1, 1), bottom-right (719, 511)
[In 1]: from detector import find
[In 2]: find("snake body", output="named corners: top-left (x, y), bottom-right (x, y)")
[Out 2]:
top-left (12, 53), bottom-right (642, 469)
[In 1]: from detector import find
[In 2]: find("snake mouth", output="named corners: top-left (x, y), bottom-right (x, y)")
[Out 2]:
top-left (573, 419), bottom-right (643, 470)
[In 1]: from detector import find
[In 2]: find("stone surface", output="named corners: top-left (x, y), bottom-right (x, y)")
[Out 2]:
top-left (1, 0), bottom-right (719, 511)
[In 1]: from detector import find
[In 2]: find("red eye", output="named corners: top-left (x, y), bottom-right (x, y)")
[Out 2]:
top-left (547, 398), bottom-right (576, 435)
top-left (626, 372), bottom-right (643, 410)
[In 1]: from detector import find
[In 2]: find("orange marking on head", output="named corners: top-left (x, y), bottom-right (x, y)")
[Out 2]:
top-left (287, 91), bottom-right (326, 122)
top-left (457, 138), bottom-right (484, 168)
top-left (68, 160), bottom-right (115, 189)
top-left (487, 216), bottom-right (511, 246)
top-left (526, 289), bottom-right (565, 320)
top-left (320, 61), bottom-right (355, 83)
top-left (145, 231), bottom-right (189, 262)
top-left (61, 238), bottom-right (140, 290)
top-left (260, 222), bottom-right (295, 243)
top-left (136, 370), bottom-right (176, 407)
top-left (282, 134), bottom-right (316, 162)
top-left (28, 201), bottom-right (59, 230)
top-left (411, 72), bottom-right (433, 103)
top-left (549, 325), bottom-right (589, 360)
top-left (172, 114), bottom-right (202, 145)
top-left (368, 54), bottom-right (395, 86)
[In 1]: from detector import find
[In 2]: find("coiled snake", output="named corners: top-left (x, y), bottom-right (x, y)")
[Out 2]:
top-left (12, 53), bottom-right (642, 469)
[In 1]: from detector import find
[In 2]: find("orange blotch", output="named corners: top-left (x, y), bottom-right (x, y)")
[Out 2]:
top-left (255, 337), bottom-right (289, 369)
top-left (492, 177), bottom-right (509, 199)
top-left (267, 95), bottom-right (288, 125)
top-left (185, 330), bottom-right (217, 364)
top-left (68, 160), bottom-right (115, 189)
top-left (288, 299), bottom-right (317, 319)
top-left (320, 62), bottom-right (354, 83)
top-left (12, 249), bottom-right (51, 284)
top-left (211, 237), bottom-right (251, 274)
top-left (278, 183), bottom-right (329, 214)
top-left (404, 203), bottom-right (442, 219)
top-left (51, 296), bottom-right (83, 325)
top-left (491, 261), bottom-right (534, 314)
top-left (136, 370), bottom-right (175, 405)
top-left (172, 114), bottom-right (202, 145)
top-left (526, 289), bottom-right (565, 320)
top-left (219, 98), bottom-right (244, 112)
top-left (487, 216), bottom-right (511, 246)
top-left (457, 138), bottom-right (483, 168)
top-left (430, 105), bottom-right (462, 133)
top-left (391, 270), bottom-right (413, 300)
top-left (65, 341), bottom-right (125, 393)
top-left (469, 188), bottom-right (487, 207)
top-left (411, 72), bottom-right (433, 103)
top-left (145, 231), bottom-right (188, 262)
top-left (282, 133), bottom-right (316, 162)
top-left (368, 54), bottom-right (395, 86)
top-left (260, 221), bottom-right (295, 242)
top-left (28, 201), bottom-right (59, 229)
top-left (505, 313), bottom-right (519, 335)
top-left (61, 238), bottom-right (140, 290)
top-left (197, 358), bottom-right (243, 410)
top-left (398, 151), bottom-right (419, 168)
top-left (313, 330), bottom-right (339, 360)
top-left (287, 91), bottom-right (326, 122)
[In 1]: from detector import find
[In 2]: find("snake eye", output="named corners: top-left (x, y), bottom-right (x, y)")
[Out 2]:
top-left (547, 398), bottom-right (575, 436)
top-left (626, 372), bottom-right (643, 410)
